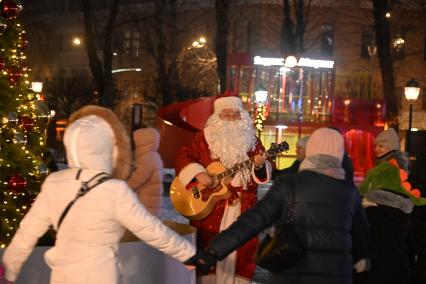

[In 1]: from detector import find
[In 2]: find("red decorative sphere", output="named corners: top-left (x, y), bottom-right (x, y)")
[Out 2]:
top-left (1, 0), bottom-right (23, 19)
top-left (7, 65), bottom-right (23, 85)
top-left (7, 174), bottom-right (27, 193)
top-left (0, 57), bottom-right (5, 72)
top-left (19, 115), bottom-right (34, 132)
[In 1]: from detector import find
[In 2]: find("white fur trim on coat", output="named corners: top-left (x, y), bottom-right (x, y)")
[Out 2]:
top-left (178, 163), bottom-right (207, 186)
top-left (251, 160), bottom-right (272, 184)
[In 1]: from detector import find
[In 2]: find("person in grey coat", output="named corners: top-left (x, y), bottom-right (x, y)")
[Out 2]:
top-left (186, 127), bottom-right (370, 284)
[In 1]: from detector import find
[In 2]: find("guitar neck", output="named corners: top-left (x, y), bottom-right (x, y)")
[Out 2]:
top-left (215, 159), bottom-right (253, 181)
top-left (214, 149), bottom-right (279, 181)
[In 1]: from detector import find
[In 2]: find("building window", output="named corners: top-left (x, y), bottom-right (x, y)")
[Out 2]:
top-left (124, 31), bottom-right (131, 55)
top-left (321, 24), bottom-right (334, 58)
top-left (231, 20), bottom-right (252, 53)
top-left (392, 35), bottom-right (405, 60)
top-left (361, 28), bottom-right (375, 59)
top-left (133, 31), bottom-right (140, 57)
top-left (246, 21), bottom-right (252, 53)
top-left (123, 30), bottom-right (140, 57)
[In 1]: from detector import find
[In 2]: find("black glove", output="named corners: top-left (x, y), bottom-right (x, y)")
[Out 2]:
top-left (184, 248), bottom-right (219, 275)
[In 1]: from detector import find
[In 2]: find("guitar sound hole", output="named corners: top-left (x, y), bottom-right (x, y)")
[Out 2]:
top-left (201, 184), bottom-right (222, 202)
top-left (192, 187), bottom-right (200, 199)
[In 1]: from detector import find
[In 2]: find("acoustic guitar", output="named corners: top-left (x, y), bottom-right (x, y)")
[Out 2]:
top-left (170, 141), bottom-right (289, 220)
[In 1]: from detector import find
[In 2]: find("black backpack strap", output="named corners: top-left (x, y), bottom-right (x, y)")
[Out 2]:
top-left (57, 171), bottom-right (111, 230)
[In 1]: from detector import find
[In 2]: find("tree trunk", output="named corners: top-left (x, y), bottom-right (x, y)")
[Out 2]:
top-left (281, 0), bottom-right (309, 55)
top-left (281, 0), bottom-right (295, 54)
top-left (154, 0), bottom-right (173, 105)
top-left (372, 0), bottom-right (398, 127)
top-left (167, 0), bottom-right (183, 102)
top-left (102, 0), bottom-right (120, 108)
top-left (215, 0), bottom-right (230, 93)
top-left (82, 0), bottom-right (120, 109)
top-left (294, 0), bottom-right (305, 54)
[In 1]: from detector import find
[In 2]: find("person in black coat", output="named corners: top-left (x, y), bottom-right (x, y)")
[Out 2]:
top-left (358, 128), bottom-right (415, 284)
top-left (187, 128), bottom-right (370, 284)
top-left (408, 151), bottom-right (426, 284)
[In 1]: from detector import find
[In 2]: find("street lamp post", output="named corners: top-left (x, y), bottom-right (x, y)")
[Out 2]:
top-left (404, 78), bottom-right (420, 154)
top-left (284, 55), bottom-right (298, 68)
top-left (254, 84), bottom-right (268, 103)
top-left (31, 81), bottom-right (43, 93)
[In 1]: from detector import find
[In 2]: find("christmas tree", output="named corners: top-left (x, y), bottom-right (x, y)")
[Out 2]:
top-left (0, 0), bottom-right (50, 248)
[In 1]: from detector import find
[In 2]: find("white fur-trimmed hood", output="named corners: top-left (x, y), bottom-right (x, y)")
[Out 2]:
top-left (67, 105), bottom-right (131, 179)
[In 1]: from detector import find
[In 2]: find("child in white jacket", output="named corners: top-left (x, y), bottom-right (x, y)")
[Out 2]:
top-left (1, 106), bottom-right (195, 284)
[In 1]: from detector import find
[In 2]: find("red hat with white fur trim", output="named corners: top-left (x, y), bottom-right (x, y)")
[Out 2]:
top-left (213, 96), bottom-right (243, 113)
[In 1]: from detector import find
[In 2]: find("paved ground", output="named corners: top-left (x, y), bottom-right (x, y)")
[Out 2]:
top-left (159, 182), bottom-right (271, 284)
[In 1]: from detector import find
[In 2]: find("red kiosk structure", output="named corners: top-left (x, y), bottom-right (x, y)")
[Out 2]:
top-left (158, 53), bottom-right (385, 181)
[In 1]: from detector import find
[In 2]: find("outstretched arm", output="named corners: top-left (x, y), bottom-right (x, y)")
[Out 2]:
top-left (187, 177), bottom-right (291, 272)
top-left (175, 132), bottom-right (209, 187)
top-left (2, 187), bottom-right (51, 282)
top-left (114, 181), bottom-right (196, 262)
top-left (209, 179), bottom-right (286, 258)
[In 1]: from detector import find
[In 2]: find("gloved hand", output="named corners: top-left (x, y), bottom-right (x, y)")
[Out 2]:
top-left (184, 248), bottom-right (219, 275)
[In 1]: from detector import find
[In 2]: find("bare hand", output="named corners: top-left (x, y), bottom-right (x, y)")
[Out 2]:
top-left (0, 265), bottom-right (12, 284)
top-left (253, 150), bottom-right (267, 168)
top-left (184, 265), bottom-right (196, 271)
top-left (195, 172), bottom-right (214, 187)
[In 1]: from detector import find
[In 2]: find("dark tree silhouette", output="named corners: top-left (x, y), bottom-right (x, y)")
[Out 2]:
top-left (215, 0), bottom-right (230, 93)
top-left (44, 70), bottom-right (97, 117)
top-left (372, 0), bottom-right (397, 126)
top-left (82, 0), bottom-right (120, 109)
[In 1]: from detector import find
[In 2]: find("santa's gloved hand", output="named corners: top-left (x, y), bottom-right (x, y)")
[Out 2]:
top-left (184, 248), bottom-right (219, 275)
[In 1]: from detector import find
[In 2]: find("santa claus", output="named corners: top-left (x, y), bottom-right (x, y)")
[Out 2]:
top-left (175, 96), bottom-right (272, 284)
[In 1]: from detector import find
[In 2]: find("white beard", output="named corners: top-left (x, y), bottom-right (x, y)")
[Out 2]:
top-left (204, 111), bottom-right (257, 188)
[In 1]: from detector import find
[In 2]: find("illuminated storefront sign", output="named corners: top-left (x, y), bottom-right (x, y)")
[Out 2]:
top-left (297, 58), bottom-right (334, 68)
top-left (253, 56), bottom-right (284, 66)
top-left (254, 56), bottom-right (334, 69)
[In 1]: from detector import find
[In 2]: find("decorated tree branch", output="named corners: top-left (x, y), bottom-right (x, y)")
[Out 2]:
top-left (0, 0), bottom-right (50, 247)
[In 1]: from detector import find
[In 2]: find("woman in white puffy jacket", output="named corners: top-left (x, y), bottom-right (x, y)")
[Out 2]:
top-left (1, 106), bottom-right (195, 284)
top-left (127, 128), bottom-right (164, 216)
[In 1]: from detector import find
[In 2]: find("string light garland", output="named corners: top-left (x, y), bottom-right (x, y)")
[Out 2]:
top-left (0, 0), bottom-right (49, 248)
top-left (255, 103), bottom-right (267, 132)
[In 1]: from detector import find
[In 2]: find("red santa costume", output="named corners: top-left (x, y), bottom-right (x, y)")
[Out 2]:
top-left (175, 96), bottom-right (272, 284)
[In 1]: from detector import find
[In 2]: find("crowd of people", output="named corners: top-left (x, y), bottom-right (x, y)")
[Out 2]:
top-left (1, 95), bottom-right (426, 284)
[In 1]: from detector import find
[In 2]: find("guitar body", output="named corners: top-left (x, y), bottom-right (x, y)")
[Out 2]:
top-left (170, 140), bottom-right (289, 220)
top-left (170, 161), bottom-right (232, 220)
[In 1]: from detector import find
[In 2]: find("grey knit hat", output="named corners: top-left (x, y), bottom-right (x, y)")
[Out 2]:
top-left (305, 128), bottom-right (344, 162)
top-left (374, 128), bottom-right (400, 151)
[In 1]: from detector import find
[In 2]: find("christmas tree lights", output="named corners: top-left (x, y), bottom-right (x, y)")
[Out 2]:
top-left (0, 0), bottom-right (49, 248)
